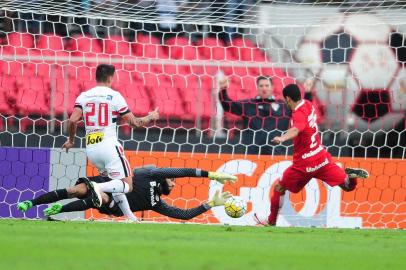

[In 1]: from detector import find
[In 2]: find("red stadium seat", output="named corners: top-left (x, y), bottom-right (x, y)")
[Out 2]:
top-left (115, 69), bottom-right (132, 84)
top-left (253, 49), bottom-right (266, 62)
top-left (196, 37), bottom-right (226, 61)
top-left (1, 74), bottom-right (16, 91)
top-left (165, 36), bottom-right (198, 60)
top-left (69, 35), bottom-right (103, 53)
top-left (6, 32), bottom-right (34, 48)
top-left (17, 76), bottom-right (49, 115)
top-left (152, 88), bottom-right (184, 117)
top-left (36, 34), bottom-right (65, 50)
top-left (103, 35), bottom-right (131, 56)
top-left (230, 37), bottom-right (257, 48)
top-left (123, 82), bottom-right (151, 115)
top-left (132, 33), bottom-right (167, 59)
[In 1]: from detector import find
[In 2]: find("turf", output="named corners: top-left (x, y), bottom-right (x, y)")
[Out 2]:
top-left (1, 220), bottom-right (405, 270)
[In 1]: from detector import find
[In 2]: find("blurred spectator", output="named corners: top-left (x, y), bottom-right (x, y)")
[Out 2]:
top-left (218, 76), bottom-right (314, 155)
top-left (209, 0), bottom-right (256, 44)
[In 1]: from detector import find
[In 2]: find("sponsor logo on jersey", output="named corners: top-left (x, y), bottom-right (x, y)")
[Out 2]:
top-left (86, 132), bottom-right (104, 145)
top-left (302, 145), bottom-right (324, 159)
top-left (106, 95), bottom-right (113, 100)
top-left (306, 158), bottom-right (329, 172)
top-left (150, 181), bottom-right (157, 206)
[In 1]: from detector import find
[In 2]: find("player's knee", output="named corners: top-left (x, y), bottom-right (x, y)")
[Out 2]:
top-left (67, 183), bottom-right (87, 198)
top-left (123, 177), bottom-right (133, 192)
top-left (274, 182), bottom-right (286, 194)
top-left (101, 193), bottom-right (110, 204)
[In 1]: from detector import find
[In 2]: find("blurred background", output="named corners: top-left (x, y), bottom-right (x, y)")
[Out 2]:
top-left (0, 0), bottom-right (405, 158)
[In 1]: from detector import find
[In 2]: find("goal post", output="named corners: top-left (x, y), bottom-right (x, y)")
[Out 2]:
top-left (0, 1), bottom-right (405, 228)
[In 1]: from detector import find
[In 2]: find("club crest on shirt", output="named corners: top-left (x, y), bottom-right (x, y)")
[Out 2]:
top-left (106, 95), bottom-right (113, 100)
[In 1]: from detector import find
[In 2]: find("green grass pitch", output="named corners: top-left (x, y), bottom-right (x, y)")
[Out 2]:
top-left (1, 219), bottom-right (405, 270)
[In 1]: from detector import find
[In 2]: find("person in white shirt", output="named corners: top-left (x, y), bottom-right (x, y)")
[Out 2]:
top-left (62, 64), bottom-right (159, 221)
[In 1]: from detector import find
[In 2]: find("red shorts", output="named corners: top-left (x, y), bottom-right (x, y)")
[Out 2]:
top-left (279, 158), bottom-right (347, 193)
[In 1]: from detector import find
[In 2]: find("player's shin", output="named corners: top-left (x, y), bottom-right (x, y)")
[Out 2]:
top-left (269, 189), bottom-right (285, 225)
top-left (18, 189), bottom-right (69, 212)
top-left (61, 197), bottom-right (94, 213)
top-left (340, 176), bottom-right (358, 192)
top-left (98, 179), bottom-right (130, 193)
top-left (112, 193), bottom-right (138, 222)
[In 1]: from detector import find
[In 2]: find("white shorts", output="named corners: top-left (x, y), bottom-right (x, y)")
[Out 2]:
top-left (86, 140), bottom-right (131, 180)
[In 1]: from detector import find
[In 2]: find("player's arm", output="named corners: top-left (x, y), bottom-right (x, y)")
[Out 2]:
top-left (120, 108), bottom-right (159, 128)
top-left (271, 127), bottom-right (299, 144)
top-left (272, 111), bottom-right (306, 144)
top-left (218, 78), bottom-right (244, 116)
top-left (62, 107), bottom-right (83, 152)
top-left (153, 191), bottom-right (231, 220)
top-left (146, 168), bottom-right (237, 184)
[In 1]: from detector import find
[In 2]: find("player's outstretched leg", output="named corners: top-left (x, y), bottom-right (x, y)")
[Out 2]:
top-left (81, 178), bottom-right (102, 207)
top-left (340, 167), bottom-right (369, 192)
top-left (44, 203), bottom-right (62, 216)
top-left (17, 201), bottom-right (33, 212)
top-left (345, 168), bottom-right (369, 179)
top-left (254, 181), bottom-right (285, 226)
top-left (17, 189), bottom-right (69, 213)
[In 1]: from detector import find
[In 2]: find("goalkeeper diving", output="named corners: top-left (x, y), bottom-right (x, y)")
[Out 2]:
top-left (17, 166), bottom-right (237, 221)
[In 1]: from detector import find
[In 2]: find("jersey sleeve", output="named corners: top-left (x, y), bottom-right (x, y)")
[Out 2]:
top-left (152, 200), bottom-right (210, 220)
top-left (113, 92), bottom-right (130, 116)
top-left (292, 111), bottom-right (307, 132)
top-left (74, 93), bottom-right (85, 110)
top-left (148, 168), bottom-right (209, 179)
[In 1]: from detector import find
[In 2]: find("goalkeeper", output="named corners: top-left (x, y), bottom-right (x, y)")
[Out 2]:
top-left (17, 166), bottom-right (236, 221)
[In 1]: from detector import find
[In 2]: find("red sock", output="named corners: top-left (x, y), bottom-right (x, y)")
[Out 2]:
top-left (347, 178), bottom-right (358, 191)
top-left (268, 190), bottom-right (284, 225)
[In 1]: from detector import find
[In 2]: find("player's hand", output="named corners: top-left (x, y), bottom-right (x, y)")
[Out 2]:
top-left (148, 107), bottom-right (160, 121)
top-left (271, 136), bottom-right (285, 144)
top-left (208, 190), bottom-right (232, 207)
top-left (218, 78), bottom-right (229, 90)
top-left (62, 139), bottom-right (74, 153)
top-left (208, 172), bottom-right (237, 184)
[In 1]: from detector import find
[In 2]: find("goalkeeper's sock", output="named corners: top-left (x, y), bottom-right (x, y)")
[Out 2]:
top-left (98, 180), bottom-right (129, 193)
top-left (31, 189), bottom-right (68, 206)
top-left (61, 198), bottom-right (94, 213)
top-left (268, 190), bottom-right (284, 225)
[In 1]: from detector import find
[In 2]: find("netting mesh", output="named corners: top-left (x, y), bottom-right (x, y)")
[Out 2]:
top-left (0, 2), bottom-right (405, 228)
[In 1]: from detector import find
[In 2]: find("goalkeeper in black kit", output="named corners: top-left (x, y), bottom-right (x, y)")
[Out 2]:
top-left (17, 166), bottom-right (236, 222)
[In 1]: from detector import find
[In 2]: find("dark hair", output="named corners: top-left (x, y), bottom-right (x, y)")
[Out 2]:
top-left (96, 64), bottom-right (115, 83)
top-left (282, 84), bottom-right (301, 102)
top-left (256, 76), bottom-right (272, 85)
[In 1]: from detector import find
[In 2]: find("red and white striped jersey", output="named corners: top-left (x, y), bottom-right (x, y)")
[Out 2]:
top-left (74, 86), bottom-right (130, 146)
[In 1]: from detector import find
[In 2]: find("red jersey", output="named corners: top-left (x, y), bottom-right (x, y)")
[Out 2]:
top-left (290, 100), bottom-right (329, 169)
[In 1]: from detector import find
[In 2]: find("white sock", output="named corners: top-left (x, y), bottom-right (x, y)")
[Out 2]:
top-left (98, 180), bottom-right (129, 193)
top-left (113, 193), bottom-right (138, 221)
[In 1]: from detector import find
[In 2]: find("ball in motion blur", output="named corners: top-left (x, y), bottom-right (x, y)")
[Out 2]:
top-left (224, 196), bottom-right (247, 218)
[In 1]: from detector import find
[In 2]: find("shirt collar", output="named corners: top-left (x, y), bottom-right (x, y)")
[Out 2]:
top-left (294, 99), bottom-right (305, 111)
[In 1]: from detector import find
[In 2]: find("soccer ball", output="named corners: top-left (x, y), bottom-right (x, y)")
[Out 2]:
top-left (224, 196), bottom-right (247, 218)
top-left (296, 13), bottom-right (406, 131)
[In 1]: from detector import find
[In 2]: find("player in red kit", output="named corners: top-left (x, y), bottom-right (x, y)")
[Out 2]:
top-left (254, 84), bottom-right (369, 226)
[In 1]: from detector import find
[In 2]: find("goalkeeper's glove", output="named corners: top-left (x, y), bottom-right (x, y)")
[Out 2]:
top-left (208, 190), bottom-right (232, 207)
top-left (208, 172), bottom-right (237, 184)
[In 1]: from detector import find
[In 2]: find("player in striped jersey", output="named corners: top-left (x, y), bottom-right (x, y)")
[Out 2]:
top-left (60, 64), bottom-right (159, 221)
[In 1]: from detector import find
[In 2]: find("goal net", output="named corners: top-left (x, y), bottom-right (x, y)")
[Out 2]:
top-left (0, 0), bottom-right (405, 228)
